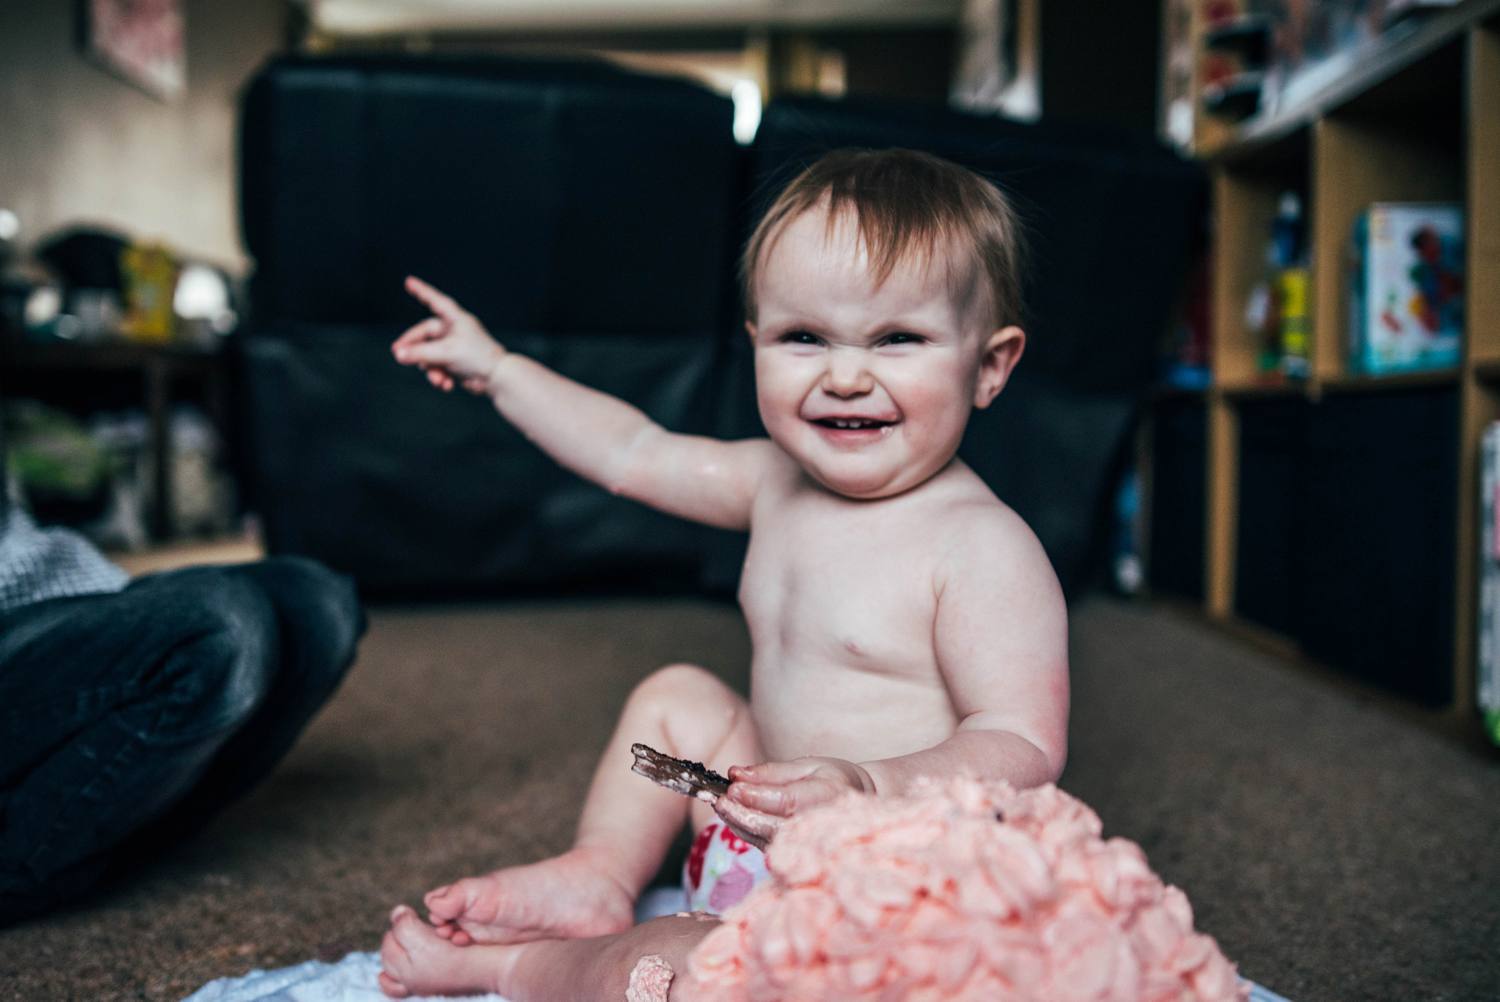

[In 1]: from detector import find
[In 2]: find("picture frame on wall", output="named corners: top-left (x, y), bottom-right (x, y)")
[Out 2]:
top-left (80, 0), bottom-right (186, 101)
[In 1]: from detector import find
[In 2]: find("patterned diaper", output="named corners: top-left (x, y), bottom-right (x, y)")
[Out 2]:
top-left (683, 822), bottom-right (770, 914)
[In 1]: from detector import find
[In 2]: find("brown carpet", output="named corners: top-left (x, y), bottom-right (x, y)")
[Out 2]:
top-left (1, 596), bottom-right (1496, 1001)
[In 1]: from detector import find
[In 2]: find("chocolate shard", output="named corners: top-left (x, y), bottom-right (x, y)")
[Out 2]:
top-left (630, 742), bottom-right (731, 802)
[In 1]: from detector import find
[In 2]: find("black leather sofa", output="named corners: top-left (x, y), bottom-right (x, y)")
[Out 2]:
top-left (238, 54), bottom-right (1204, 598)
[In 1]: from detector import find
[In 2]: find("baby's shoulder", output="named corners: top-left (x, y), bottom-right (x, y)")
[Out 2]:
top-left (929, 479), bottom-right (1052, 579)
top-left (746, 443), bottom-right (808, 501)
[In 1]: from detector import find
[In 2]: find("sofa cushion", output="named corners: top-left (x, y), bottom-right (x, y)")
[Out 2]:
top-left (241, 325), bottom-right (729, 593)
top-left (241, 54), bottom-right (742, 337)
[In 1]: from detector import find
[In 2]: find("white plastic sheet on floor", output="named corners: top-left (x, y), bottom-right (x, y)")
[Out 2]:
top-left (182, 886), bottom-right (1292, 1002)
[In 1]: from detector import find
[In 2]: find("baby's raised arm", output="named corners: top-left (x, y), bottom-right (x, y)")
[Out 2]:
top-left (393, 276), bottom-right (770, 531)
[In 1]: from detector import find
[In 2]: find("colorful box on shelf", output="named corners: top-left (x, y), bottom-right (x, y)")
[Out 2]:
top-left (1347, 203), bottom-right (1464, 375)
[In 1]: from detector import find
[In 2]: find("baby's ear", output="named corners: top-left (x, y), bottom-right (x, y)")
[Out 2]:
top-left (744, 320), bottom-right (758, 341)
top-left (974, 326), bottom-right (1025, 409)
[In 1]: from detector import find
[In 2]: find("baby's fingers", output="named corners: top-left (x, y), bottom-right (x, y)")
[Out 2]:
top-left (714, 794), bottom-right (777, 850)
top-left (394, 335), bottom-right (454, 371)
top-left (405, 275), bottom-right (466, 321)
top-left (729, 776), bottom-right (839, 818)
top-left (729, 759), bottom-right (817, 785)
top-left (392, 317), bottom-right (446, 353)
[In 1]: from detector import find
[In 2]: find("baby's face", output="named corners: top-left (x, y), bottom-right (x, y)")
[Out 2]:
top-left (748, 206), bottom-right (1021, 500)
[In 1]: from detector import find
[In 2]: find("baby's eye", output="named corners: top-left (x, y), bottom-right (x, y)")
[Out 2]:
top-left (881, 332), bottom-right (925, 346)
top-left (780, 330), bottom-right (822, 346)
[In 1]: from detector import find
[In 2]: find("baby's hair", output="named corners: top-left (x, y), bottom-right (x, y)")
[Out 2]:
top-left (740, 148), bottom-right (1027, 328)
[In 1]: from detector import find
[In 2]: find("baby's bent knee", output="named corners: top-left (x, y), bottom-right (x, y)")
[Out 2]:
top-left (629, 664), bottom-right (743, 721)
top-left (634, 663), bottom-right (727, 699)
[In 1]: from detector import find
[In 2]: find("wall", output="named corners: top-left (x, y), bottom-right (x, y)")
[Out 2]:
top-left (0, 0), bottom-right (288, 270)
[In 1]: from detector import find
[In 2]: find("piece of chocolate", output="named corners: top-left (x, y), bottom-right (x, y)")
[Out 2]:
top-left (630, 742), bottom-right (731, 802)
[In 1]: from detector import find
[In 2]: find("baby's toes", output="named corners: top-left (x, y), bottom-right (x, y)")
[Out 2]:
top-left (379, 927), bottom-right (412, 996)
top-left (391, 904), bottom-right (431, 938)
top-left (424, 884), bottom-right (462, 917)
top-left (377, 970), bottom-right (410, 999)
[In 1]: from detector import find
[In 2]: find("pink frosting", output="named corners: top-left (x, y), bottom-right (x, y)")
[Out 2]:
top-left (626, 954), bottom-right (675, 1002)
top-left (680, 780), bottom-right (1247, 1002)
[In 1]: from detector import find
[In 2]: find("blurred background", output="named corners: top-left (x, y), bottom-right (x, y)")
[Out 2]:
top-left (0, 0), bottom-right (1167, 562)
top-left (3, 6), bottom-right (1499, 1000)
top-left (2, 0), bottom-right (1496, 729)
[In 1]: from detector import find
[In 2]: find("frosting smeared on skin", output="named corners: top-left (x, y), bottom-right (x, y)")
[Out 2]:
top-left (682, 780), bottom-right (1247, 1002)
top-left (626, 955), bottom-right (675, 1002)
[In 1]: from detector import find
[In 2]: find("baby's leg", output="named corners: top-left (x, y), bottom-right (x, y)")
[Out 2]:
top-left (423, 664), bottom-right (760, 945)
top-left (380, 904), bottom-right (719, 1000)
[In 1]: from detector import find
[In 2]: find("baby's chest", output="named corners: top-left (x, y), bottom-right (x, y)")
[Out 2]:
top-left (739, 518), bottom-right (937, 668)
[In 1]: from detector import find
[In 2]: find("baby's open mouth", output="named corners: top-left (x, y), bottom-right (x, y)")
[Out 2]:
top-left (812, 417), bottom-right (894, 430)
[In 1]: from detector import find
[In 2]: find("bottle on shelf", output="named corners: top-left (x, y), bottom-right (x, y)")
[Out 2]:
top-left (1273, 193), bottom-right (1311, 380)
top-left (1244, 191), bottom-right (1310, 380)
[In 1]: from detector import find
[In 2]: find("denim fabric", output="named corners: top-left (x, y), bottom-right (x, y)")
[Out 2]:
top-left (0, 557), bottom-right (364, 924)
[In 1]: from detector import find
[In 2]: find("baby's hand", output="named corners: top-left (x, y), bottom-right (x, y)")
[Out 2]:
top-left (714, 757), bottom-right (875, 847)
top-left (392, 276), bottom-right (507, 395)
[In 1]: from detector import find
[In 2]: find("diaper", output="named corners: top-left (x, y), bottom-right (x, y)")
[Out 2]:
top-left (683, 821), bottom-right (769, 914)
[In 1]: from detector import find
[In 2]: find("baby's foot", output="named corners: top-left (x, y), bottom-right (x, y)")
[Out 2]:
top-left (379, 905), bottom-right (516, 998)
top-left (423, 848), bottom-right (635, 945)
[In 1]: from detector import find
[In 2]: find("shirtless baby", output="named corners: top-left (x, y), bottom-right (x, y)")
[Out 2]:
top-left (379, 148), bottom-right (1070, 999)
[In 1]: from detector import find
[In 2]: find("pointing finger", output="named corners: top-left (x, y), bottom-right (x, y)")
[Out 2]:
top-left (405, 275), bottom-right (465, 321)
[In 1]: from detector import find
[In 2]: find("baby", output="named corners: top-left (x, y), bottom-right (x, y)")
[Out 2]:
top-left (379, 148), bottom-right (1069, 999)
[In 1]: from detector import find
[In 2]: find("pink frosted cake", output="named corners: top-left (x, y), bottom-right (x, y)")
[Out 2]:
top-left (680, 779), bottom-right (1247, 1001)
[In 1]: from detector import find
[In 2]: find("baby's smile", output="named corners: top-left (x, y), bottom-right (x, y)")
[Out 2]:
top-left (806, 412), bottom-right (899, 446)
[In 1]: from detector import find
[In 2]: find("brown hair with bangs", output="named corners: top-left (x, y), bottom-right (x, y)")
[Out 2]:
top-left (740, 148), bottom-right (1027, 328)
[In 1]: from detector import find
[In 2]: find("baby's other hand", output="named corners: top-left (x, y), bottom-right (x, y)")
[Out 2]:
top-left (715, 757), bottom-right (875, 846)
top-left (392, 276), bottom-right (507, 395)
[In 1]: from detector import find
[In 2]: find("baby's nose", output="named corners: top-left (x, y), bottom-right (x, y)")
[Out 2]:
top-left (822, 351), bottom-right (874, 396)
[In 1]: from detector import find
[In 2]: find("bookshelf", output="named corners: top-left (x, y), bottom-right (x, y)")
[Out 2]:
top-left (1155, 0), bottom-right (1500, 723)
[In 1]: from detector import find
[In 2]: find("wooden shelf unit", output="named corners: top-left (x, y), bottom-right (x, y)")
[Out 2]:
top-left (1176, 1), bottom-right (1500, 722)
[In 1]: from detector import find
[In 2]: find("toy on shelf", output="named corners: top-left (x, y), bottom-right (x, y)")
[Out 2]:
top-left (1244, 191), bottom-right (1310, 380)
top-left (1199, 4), bottom-right (1274, 124)
top-left (1347, 203), bottom-right (1463, 375)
